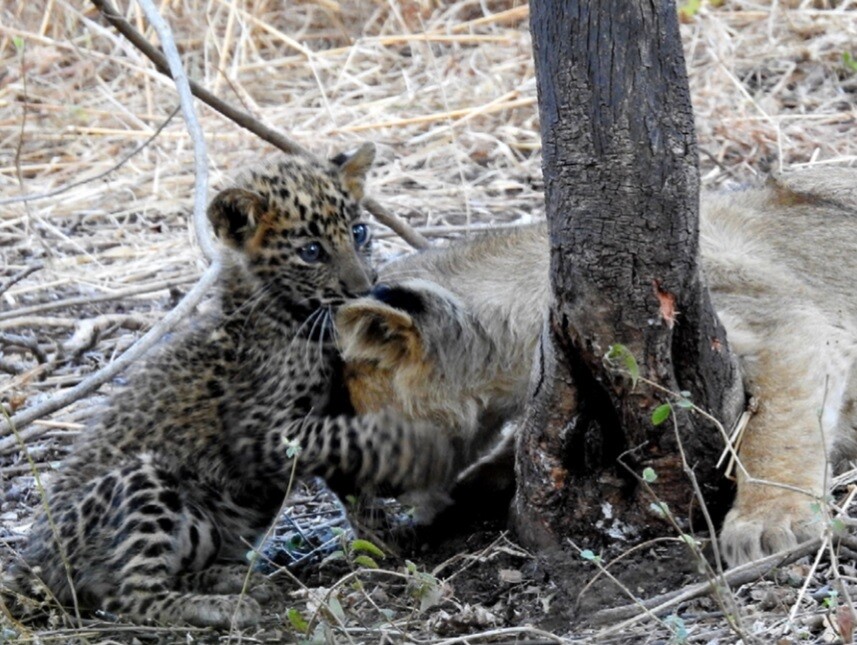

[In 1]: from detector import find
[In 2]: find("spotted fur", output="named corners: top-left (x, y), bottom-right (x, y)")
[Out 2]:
top-left (10, 144), bottom-right (458, 627)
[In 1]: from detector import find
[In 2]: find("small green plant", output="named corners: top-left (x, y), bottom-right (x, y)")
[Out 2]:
top-left (651, 392), bottom-right (694, 427)
top-left (664, 614), bottom-right (689, 644)
top-left (604, 344), bottom-right (640, 387)
top-left (651, 403), bottom-right (672, 426)
top-left (322, 530), bottom-right (386, 570)
top-left (843, 52), bottom-right (857, 74)
top-left (648, 501), bottom-right (671, 519)
top-left (579, 549), bottom-right (603, 564)
top-left (822, 589), bottom-right (839, 610)
top-left (404, 560), bottom-right (444, 611)
top-left (287, 607), bottom-right (310, 634)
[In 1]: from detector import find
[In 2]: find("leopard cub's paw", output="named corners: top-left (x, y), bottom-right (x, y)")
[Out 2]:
top-left (720, 495), bottom-right (820, 567)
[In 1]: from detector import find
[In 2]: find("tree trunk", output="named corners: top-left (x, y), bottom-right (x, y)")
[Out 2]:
top-left (512, 0), bottom-right (745, 551)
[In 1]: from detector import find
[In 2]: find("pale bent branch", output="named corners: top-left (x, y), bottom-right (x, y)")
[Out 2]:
top-left (1, 0), bottom-right (221, 446)
top-left (135, 0), bottom-right (214, 262)
top-left (592, 537), bottom-right (826, 635)
top-left (0, 266), bottom-right (220, 452)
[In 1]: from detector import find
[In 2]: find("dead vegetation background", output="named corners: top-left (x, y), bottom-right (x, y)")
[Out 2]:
top-left (1, 0), bottom-right (856, 642)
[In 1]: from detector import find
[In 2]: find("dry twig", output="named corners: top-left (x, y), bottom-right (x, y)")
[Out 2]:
top-left (89, 0), bottom-right (429, 250)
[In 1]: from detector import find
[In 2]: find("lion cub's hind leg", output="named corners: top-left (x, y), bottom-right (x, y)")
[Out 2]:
top-left (720, 311), bottom-right (857, 566)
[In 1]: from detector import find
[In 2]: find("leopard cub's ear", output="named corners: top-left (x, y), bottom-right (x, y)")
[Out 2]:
top-left (207, 188), bottom-right (266, 249)
top-left (330, 142), bottom-right (375, 201)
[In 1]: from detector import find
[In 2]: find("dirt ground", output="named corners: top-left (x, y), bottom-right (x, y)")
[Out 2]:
top-left (2, 0), bottom-right (857, 642)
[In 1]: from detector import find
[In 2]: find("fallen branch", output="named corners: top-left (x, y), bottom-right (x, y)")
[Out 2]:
top-left (91, 0), bottom-right (305, 156)
top-left (0, 267), bottom-right (219, 452)
top-left (0, 332), bottom-right (48, 364)
top-left (0, 264), bottom-right (42, 298)
top-left (362, 197), bottom-right (429, 250)
top-left (1, 0), bottom-right (221, 448)
top-left (592, 537), bottom-right (826, 636)
top-left (135, 0), bottom-right (214, 263)
top-left (0, 276), bottom-right (196, 323)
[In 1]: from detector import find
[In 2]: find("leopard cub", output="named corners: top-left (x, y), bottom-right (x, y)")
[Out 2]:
top-left (9, 144), bottom-right (458, 627)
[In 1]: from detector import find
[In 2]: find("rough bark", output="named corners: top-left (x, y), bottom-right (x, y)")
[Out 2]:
top-left (512, 0), bottom-right (744, 550)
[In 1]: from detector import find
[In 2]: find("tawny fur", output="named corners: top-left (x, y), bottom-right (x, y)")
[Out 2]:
top-left (335, 168), bottom-right (857, 566)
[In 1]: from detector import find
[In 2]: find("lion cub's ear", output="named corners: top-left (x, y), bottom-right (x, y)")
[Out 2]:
top-left (330, 143), bottom-right (375, 201)
top-left (207, 188), bottom-right (266, 249)
top-left (336, 300), bottom-right (420, 366)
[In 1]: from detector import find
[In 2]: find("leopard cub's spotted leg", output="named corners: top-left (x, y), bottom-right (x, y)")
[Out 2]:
top-left (176, 564), bottom-right (279, 604)
top-left (82, 459), bottom-right (260, 627)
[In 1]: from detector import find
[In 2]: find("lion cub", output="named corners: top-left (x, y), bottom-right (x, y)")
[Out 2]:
top-left (336, 169), bottom-right (857, 566)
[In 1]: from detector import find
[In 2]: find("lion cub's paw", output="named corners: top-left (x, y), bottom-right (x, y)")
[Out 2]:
top-left (720, 495), bottom-right (820, 566)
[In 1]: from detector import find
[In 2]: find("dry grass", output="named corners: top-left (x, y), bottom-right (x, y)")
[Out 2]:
top-left (1, 0), bottom-right (856, 642)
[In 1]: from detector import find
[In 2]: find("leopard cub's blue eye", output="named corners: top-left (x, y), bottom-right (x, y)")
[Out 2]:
top-left (298, 242), bottom-right (323, 263)
top-left (352, 223), bottom-right (369, 247)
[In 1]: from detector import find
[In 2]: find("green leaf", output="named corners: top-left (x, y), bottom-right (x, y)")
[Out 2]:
top-left (287, 608), bottom-right (310, 633)
top-left (651, 403), bottom-right (672, 426)
top-left (649, 501), bottom-right (670, 518)
top-left (350, 539), bottom-right (385, 558)
top-left (418, 582), bottom-right (444, 612)
top-left (843, 52), bottom-right (857, 73)
top-left (665, 614), bottom-right (688, 643)
top-left (319, 550), bottom-right (346, 567)
top-left (353, 554), bottom-right (380, 569)
top-left (327, 595), bottom-right (346, 622)
top-left (13, 36), bottom-right (24, 51)
top-left (286, 534), bottom-right (306, 550)
top-left (605, 344), bottom-right (639, 387)
top-left (831, 518), bottom-right (847, 534)
top-left (642, 467), bottom-right (658, 483)
top-left (579, 549), bottom-right (601, 564)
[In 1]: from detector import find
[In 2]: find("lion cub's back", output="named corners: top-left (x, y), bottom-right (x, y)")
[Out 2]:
top-left (380, 223), bottom-right (550, 374)
top-left (701, 168), bottom-right (857, 316)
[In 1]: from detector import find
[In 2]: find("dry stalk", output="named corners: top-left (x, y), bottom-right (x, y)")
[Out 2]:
top-left (89, 0), bottom-right (429, 251)
top-left (593, 537), bottom-right (825, 633)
